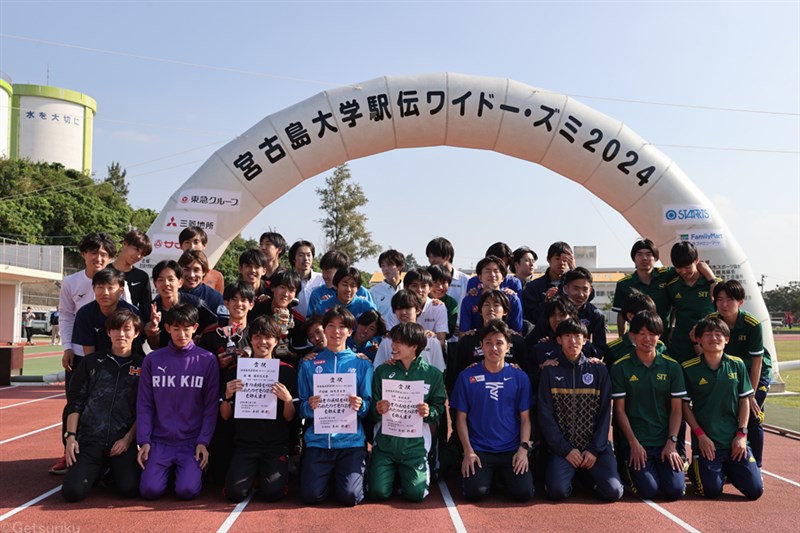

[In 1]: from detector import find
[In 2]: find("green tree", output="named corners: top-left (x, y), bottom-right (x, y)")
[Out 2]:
top-left (214, 235), bottom-right (258, 284)
top-left (130, 208), bottom-right (158, 232)
top-left (763, 282), bottom-right (800, 317)
top-left (104, 162), bottom-right (129, 199)
top-left (404, 253), bottom-right (420, 271)
top-left (315, 164), bottom-right (380, 264)
top-left (0, 159), bottom-right (147, 267)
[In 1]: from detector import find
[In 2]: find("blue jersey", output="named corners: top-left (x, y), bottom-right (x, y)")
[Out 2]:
top-left (316, 295), bottom-right (376, 321)
top-left (298, 347), bottom-right (373, 449)
top-left (307, 285), bottom-right (375, 317)
top-left (451, 363), bottom-right (531, 453)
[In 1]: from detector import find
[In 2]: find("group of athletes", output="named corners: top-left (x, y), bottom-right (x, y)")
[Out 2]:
top-left (50, 227), bottom-right (768, 505)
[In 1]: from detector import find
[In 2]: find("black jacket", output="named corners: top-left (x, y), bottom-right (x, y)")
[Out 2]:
top-left (67, 350), bottom-right (144, 447)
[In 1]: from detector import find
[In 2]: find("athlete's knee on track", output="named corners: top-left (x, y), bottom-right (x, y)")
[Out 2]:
top-left (61, 479), bottom-right (90, 503)
top-left (367, 482), bottom-right (392, 501)
top-left (463, 480), bottom-right (491, 502)
top-left (335, 485), bottom-right (364, 507)
top-left (597, 478), bottom-right (624, 502)
top-left (174, 477), bottom-right (202, 500)
top-left (259, 477), bottom-right (287, 502)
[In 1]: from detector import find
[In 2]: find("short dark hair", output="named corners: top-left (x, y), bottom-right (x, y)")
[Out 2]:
top-left (79, 232), bottom-right (117, 257)
top-left (152, 260), bottom-right (181, 281)
top-left (403, 267), bottom-right (433, 288)
top-left (670, 241), bottom-right (698, 268)
top-left (427, 264), bottom-right (452, 284)
top-left (105, 308), bottom-right (142, 333)
top-left (478, 289), bottom-right (510, 316)
top-left (322, 306), bottom-right (356, 330)
top-left (544, 296), bottom-right (578, 320)
top-left (122, 229), bottom-right (153, 256)
top-left (390, 322), bottom-right (427, 356)
top-left (333, 267), bottom-right (361, 288)
top-left (259, 232), bottom-right (287, 257)
top-left (631, 239), bottom-right (659, 262)
top-left (621, 289), bottom-right (657, 318)
top-left (476, 255), bottom-right (507, 278)
top-left (238, 248), bottom-right (268, 268)
top-left (391, 289), bottom-right (423, 313)
top-left (178, 250), bottom-right (209, 274)
top-left (92, 267), bottom-right (125, 287)
top-left (249, 315), bottom-right (282, 340)
top-left (713, 280), bottom-right (745, 302)
top-left (357, 309), bottom-right (387, 337)
top-left (546, 241), bottom-right (572, 260)
top-left (223, 282), bottom-right (255, 302)
top-left (556, 317), bottom-right (588, 337)
top-left (378, 249), bottom-right (405, 270)
top-left (304, 314), bottom-right (325, 336)
top-left (163, 303), bottom-right (198, 327)
top-left (426, 237), bottom-right (455, 262)
top-left (511, 246), bottom-right (538, 274)
top-left (288, 240), bottom-right (316, 265)
top-left (270, 270), bottom-right (302, 294)
top-left (178, 227), bottom-right (207, 246)
top-left (485, 242), bottom-right (513, 265)
top-left (563, 266), bottom-right (593, 286)
top-left (695, 316), bottom-right (730, 338)
top-left (478, 318), bottom-right (512, 343)
top-left (319, 250), bottom-right (349, 270)
top-left (629, 311), bottom-right (664, 336)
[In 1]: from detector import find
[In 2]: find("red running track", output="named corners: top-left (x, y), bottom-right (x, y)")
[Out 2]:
top-left (1, 386), bottom-right (798, 532)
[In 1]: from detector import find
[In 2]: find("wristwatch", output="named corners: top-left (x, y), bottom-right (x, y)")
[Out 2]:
top-left (64, 431), bottom-right (77, 440)
top-left (519, 441), bottom-right (533, 456)
top-left (738, 427), bottom-right (749, 436)
top-left (669, 435), bottom-right (678, 443)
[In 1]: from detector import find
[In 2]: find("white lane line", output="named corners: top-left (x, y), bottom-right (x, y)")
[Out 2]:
top-left (438, 478), bottom-right (468, 533)
top-left (0, 393), bottom-right (65, 410)
top-left (216, 493), bottom-right (252, 533)
top-left (0, 386), bottom-right (15, 391)
top-left (763, 469), bottom-right (800, 489)
top-left (0, 485), bottom-right (62, 522)
top-left (0, 422), bottom-right (61, 445)
top-left (643, 499), bottom-right (701, 533)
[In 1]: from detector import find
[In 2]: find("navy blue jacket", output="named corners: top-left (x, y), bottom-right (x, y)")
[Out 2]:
top-left (537, 350), bottom-right (612, 458)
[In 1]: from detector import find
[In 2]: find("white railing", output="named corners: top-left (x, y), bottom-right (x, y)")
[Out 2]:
top-left (0, 238), bottom-right (63, 274)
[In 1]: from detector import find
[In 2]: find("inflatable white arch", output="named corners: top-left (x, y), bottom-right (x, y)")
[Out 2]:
top-left (146, 72), bottom-right (780, 383)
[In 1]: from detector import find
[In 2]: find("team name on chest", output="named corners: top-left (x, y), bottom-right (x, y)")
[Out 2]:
top-left (152, 375), bottom-right (204, 388)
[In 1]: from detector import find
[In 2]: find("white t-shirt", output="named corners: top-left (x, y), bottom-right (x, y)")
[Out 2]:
top-left (59, 270), bottom-right (95, 355)
top-left (297, 271), bottom-right (325, 317)
top-left (369, 280), bottom-right (402, 323)
top-left (372, 336), bottom-right (446, 373)
top-left (385, 298), bottom-right (448, 335)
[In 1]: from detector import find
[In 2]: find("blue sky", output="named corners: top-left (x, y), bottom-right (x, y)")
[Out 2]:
top-left (1, 1), bottom-right (798, 288)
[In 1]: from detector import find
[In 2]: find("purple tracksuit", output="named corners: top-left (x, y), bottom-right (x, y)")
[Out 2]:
top-left (137, 341), bottom-right (219, 500)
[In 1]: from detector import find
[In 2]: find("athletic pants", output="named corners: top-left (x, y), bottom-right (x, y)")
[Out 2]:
top-left (621, 446), bottom-right (685, 500)
top-left (462, 450), bottom-right (534, 502)
top-left (225, 448), bottom-right (288, 503)
top-left (62, 442), bottom-right (139, 502)
top-left (748, 379), bottom-right (769, 468)
top-left (140, 442), bottom-right (203, 500)
top-left (688, 447), bottom-right (763, 500)
top-left (367, 445), bottom-right (429, 502)
top-left (300, 446), bottom-right (366, 506)
top-left (545, 448), bottom-right (623, 501)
